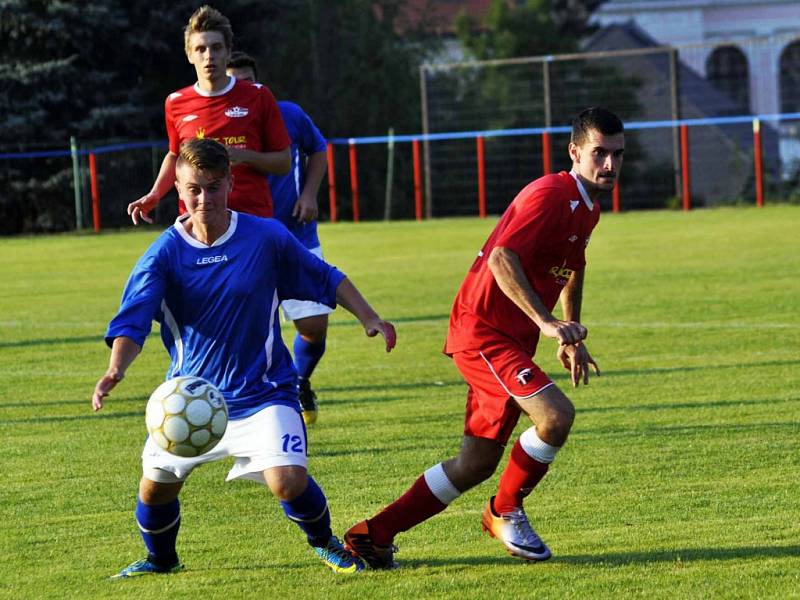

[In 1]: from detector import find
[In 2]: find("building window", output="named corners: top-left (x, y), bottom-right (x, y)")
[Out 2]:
top-left (706, 45), bottom-right (750, 113)
top-left (780, 40), bottom-right (800, 113)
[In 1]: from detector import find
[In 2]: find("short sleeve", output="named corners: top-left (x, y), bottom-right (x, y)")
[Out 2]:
top-left (494, 187), bottom-right (561, 257)
top-left (295, 106), bottom-right (327, 155)
top-left (259, 87), bottom-right (291, 152)
top-left (105, 249), bottom-right (168, 348)
top-left (275, 228), bottom-right (345, 306)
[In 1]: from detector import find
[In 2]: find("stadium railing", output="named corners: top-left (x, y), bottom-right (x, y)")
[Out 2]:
top-left (1, 113), bottom-right (799, 232)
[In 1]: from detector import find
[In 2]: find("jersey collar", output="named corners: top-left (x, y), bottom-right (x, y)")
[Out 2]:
top-left (175, 210), bottom-right (238, 248)
top-left (193, 75), bottom-right (236, 97)
top-left (569, 171), bottom-right (595, 211)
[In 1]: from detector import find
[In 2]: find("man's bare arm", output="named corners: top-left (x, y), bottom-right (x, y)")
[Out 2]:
top-left (128, 152), bottom-right (178, 225)
top-left (487, 246), bottom-right (586, 345)
top-left (227, 146), bottom-right (291, 175)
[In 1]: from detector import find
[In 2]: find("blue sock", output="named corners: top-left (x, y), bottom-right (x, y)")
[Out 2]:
top-left (135, 498), bottom-right (180, 567)
top-left (293, 335), bottom-right (326, 381)
top-left (280, 476), bottom-right (332, 547)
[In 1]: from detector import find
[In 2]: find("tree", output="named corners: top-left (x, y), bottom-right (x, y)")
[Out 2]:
top-left (0, 0), bottom-right (439, 231)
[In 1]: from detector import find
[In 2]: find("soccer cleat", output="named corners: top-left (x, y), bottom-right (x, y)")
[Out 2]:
top-left (110, 556), bottom-right (184, 579)
top-left (298, 379), bottom-right (319, 425)
top-left (312, 536), bottom-right (365, 574)
top-left (481, 497), bottom-right (552, 562)
top-left (344, 520), bottom-right (399, 570)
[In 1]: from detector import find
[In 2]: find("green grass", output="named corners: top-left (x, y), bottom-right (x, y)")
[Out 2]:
top-left (1, 206), bottom-right (799, 599)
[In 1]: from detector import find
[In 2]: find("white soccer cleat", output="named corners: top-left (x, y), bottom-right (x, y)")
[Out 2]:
top-left (481, 496), bottom-right (552, 562)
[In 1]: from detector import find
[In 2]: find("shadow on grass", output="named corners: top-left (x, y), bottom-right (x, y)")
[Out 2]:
top-left (596, 358), bottom-right (799, 379)
top-left (0, 313), bottom-right (451, 350)
top-left (393, 544), bottom-right (800, 569)
top-left (0, 334), bottom-right (103, 349)
top-left (555, 544), bottom-right (800, 565)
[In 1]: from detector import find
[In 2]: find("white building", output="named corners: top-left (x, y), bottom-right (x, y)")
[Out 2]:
top-left (594, 0), bottom-right (800, 115)
top-left (594, 0), bottom-right (800, 177)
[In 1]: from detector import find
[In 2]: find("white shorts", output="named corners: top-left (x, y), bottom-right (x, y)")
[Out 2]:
top-left (281, 246), bottom-right (335, 322)
top-left (142, 404), bottom-right (308, 484)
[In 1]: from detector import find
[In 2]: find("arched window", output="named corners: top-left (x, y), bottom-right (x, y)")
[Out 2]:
top-left (780, 40), bottom-right (800, 113)
top-left (706, 45), bottom-right (750, 113)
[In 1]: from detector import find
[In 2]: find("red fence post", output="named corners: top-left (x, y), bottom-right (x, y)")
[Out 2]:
top-left (326, 143), bottom-right (337, 223)
top-left (753, 118), bottom-right (764, 207)
top-left (542, 131), bottom-right (552, 175)
top-left (89, 153), bottom-right (101, 233)
top-left (412, 139), bottom-right (423, 221)
top-left (348, 140), bottom-right (360, 223)
top-left (680, 124), bottom-right (691, 211)
top-left (612, 180), bottom-right (620, 213)
top-left (477, 136), bottom-right (486, 218)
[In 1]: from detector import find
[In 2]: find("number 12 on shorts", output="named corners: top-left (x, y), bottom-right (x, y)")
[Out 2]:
top-left (281, 434), bottom-right (304, 453)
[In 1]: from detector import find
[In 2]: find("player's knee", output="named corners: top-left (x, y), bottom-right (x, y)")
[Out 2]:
top-left (265, 466), bottom-right (308, 501)
top-left (536, 404), bottom-right (575, 446)
top-left (138, 477), bottom-right (182, 504)
top-left (454, 452), bottom-right (501, 488)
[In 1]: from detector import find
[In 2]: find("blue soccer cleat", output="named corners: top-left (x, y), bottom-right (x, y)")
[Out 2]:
top-left (313, 536), bottom-right (365, 574)
top-left (110, 556), bottom-right (184, 579)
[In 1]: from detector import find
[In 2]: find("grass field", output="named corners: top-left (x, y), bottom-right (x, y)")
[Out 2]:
top-left (1, 206), bottom-right (799, 599)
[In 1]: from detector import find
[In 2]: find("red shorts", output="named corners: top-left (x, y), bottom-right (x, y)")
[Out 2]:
top-left (452, 341), bottom-right (553, 445)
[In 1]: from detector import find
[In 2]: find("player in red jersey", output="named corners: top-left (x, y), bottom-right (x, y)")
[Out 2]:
top-left (127, 5), bottom-right (290, 224)
top-left (345, 107), bottom-right (625, 567)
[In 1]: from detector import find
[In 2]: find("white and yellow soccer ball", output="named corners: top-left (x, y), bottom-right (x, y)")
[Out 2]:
top-left (145, 376), bottom-right (228, 457)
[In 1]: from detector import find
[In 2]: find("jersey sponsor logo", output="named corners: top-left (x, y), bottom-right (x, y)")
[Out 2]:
top-left (569, 200), bottom-right (579, 213)
top-left (196, 127), bottom-right (206, 139)
top-left (169, 92), bottom-right (183, 101)
top-left (183, 114), bottom-right (198, 122)
top-left (196, 254), bottom-right (229, 265)
top-left (225, 106), bottom-right (249, 118)
top-left (221, 135), bottom-right (246, 145)
top-left (549, 265), bottom-right (574, 281)
top-left (516, 368), bottom-right (534, 385)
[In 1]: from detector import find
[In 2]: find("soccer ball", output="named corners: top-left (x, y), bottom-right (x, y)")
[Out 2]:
top-left (145, 376), bottom-right (228, 457)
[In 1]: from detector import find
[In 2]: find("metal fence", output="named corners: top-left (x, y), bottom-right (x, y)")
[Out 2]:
top-left (2, 33), bottom-right (800, 233)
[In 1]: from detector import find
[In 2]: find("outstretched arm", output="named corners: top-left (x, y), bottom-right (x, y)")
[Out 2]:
top-left (487, 246), bottom-right (586, 345)
top-left (335, 278), bottom-right (396, 352)
top-left (127, 152), bottom-right (178, 225)
top-left (92, 336), bottom-right (142, 411)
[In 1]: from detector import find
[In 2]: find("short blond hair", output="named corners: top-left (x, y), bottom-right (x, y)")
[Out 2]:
top-left (184, 5), bottom-right (233, 54)
top-left (177, 138), bottom-right (231, 177)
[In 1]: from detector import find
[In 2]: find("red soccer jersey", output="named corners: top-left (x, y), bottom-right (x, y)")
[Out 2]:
top-left (445, 171), bottom-right (600, 355)
top-left (165, 77), bottom-right (290, 217)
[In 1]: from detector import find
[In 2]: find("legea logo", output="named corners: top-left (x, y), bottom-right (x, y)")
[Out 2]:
top-left (225, 106), bottom-right (249, 118)
top-left (196, 255), bottom-right (228, 265)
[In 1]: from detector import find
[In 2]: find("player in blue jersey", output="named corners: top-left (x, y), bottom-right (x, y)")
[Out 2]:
top-left (92, 138), bottom-right (396, 578)
top-left (226, 52), bottom-right (332, 425)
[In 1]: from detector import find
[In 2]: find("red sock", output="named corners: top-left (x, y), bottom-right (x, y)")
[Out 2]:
top-left (493, 440), bottom-right (549, 514)
top-left (368, 475), bottom-right (448, 546)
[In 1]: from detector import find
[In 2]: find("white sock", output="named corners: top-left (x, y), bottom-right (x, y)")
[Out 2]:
top-left (519, 427), bottom-right (559, 464)
top-left (423, 463), bottom-right (461, 504)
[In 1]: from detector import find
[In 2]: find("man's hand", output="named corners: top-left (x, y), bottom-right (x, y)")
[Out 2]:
top-left (540, 319), bottom-right (588, 346)
top-left (92, 371), bottom-right (124, 411)
top-left (127, 193), bottom-right (159, 225)
top-left (292, 193), bottom-right (319, 224)
top-left (364, 318), bottom-right (397, 352)
top-left (557, 342), bottom-right (600, 387)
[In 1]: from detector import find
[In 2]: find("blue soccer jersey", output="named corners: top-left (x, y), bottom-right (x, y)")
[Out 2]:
top-left (105, 212), bottom-right (346, 419)
top-left (268, 101), bottom-right (328, 249)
